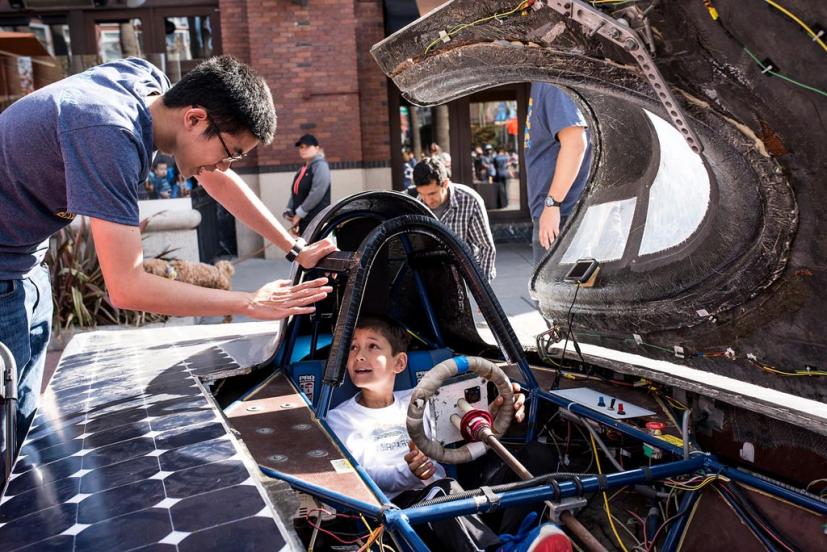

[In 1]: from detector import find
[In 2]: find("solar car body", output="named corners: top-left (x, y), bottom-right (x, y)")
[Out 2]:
top-left (2, 0), bottom-right (827, 549)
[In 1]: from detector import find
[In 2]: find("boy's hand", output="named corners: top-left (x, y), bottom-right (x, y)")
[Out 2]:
top-left (404, 441), bottom-right (436, 480)
top-left (490, 382), bottom-right (526, 423)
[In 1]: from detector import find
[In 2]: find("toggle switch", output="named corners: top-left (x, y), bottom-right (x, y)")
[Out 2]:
top-left (597, 396), bottom-right (606, 407)
top-left (617, 403), bottom-right (625, 416)
top-left (608, 398), bottom-right (616, 411)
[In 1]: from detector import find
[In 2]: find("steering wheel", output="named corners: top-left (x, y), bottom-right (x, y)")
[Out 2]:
top-left (406, 356), bottom-right (514, 464)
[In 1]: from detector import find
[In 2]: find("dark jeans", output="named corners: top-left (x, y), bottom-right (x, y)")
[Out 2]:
top-left (0, 265), bottom-right (53, 461)
top-left (394, 479), bottom-right (501, 551)
top-left (532, 215), bottom-right (569, 267)
top-left (494, 177), bottom-right (508, 209)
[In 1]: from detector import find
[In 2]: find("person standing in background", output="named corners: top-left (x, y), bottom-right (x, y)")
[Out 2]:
top-left (412, 158), bottom-right (496, 282)
top-left (525, 82), bottom-right (591, 265)
top-left (493, 146), bottom-right (511, 208)
top-left (284, 134), bottom-right (331, 236)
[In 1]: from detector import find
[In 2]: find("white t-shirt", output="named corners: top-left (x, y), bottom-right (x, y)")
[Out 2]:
top-left (327, 389), bottom-right (447, 498)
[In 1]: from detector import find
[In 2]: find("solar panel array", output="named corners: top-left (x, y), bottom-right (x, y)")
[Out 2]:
top-left (0, 324), bottom-right (293, 551)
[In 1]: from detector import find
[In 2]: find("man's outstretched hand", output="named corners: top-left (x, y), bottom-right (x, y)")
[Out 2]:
top-left (244, 277), bottom-right (332, 320)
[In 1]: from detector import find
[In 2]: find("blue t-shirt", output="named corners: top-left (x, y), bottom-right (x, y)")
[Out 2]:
top-left (0, 58), bottom-right (170, 279)
top-left (524, 83), bottom-right (592, 219)
top-left (494, 153), bottom-right (510, 179)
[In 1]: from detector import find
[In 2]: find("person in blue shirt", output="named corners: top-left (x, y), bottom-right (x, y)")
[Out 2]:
top-left (0, 56), bottom-right (336, 460)
top-left (481, 145), bottom-right (497, 183)
top-left (493, 146), bottom-right (511, 208)
top-left (524, 83), bottom-right (592, 265)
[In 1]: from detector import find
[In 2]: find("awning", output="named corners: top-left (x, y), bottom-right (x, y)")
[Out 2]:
top-left (0, 31), bottom-right (51, 57)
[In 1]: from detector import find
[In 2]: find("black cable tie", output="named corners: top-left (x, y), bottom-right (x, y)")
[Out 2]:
top-left (480, 486), bottom-right (500, 512)
top-left (572, 476), bottom-right (584, 496)
top-left (598, 475), bottom-right (609, 491)
top-left (549, 479), bottom-right (561, 501)
top-left (641, 466), bottom-right (653, 482)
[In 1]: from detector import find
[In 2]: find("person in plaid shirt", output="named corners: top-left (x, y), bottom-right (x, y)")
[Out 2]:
top-left (412, 158), bottom-right (496, 281)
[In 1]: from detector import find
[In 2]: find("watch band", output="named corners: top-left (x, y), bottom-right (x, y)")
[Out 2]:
top-left (285, 238), bottom-right (307, 263)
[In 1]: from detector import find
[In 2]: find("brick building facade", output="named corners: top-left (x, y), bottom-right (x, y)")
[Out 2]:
top-left (220, 0), bottom-right (390, 170)
top-left (214, 0), bottom-right (395, 256)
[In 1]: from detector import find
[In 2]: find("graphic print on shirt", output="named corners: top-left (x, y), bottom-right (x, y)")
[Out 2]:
top-left (371, 425), bottom-right (409, 455)
top-left (524, 95), bottom-right (534, 151)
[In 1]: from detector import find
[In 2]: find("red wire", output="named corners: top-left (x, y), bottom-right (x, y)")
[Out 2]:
top-left (306, 507), bottom-right (360, 520)
top-left (624, 508), bottom-right (649, 548)
top-left (305, 510), bottom-right (371, 545)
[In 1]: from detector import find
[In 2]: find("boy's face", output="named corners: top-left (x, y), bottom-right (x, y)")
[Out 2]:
top-left (347, 328), bottom-right (407, 394)
top-left (154, 163), bottom-right (168, 178)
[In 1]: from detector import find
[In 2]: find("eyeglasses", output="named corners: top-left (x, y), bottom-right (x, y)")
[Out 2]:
top-left (208, 115), bottom-right (247, 164)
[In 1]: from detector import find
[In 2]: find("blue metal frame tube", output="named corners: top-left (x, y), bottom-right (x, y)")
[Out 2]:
top-left (385, 509), bottom-right (431, 552)
top-left (712, 463), bottom-right (827, 516)
top-left (524, 387), bottom-right (541, 442)
top-left (316, 383), bottom-right (334, 420)
top-left (260, 465), bottom-right (384, 517)
top-left (403, 456), bottom-right (706, 525)
top-left (537, 390), bottom-right (686, 457)
top-left (399, 235), bottom-right (444, 347)
top-left (660, 489), bottom-right (700, 551)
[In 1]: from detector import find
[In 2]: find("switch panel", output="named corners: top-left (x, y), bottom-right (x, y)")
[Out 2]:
top-left (549, 387), bottom-right (655, 420)
top-left (427, 374), bottom-right (489, 445)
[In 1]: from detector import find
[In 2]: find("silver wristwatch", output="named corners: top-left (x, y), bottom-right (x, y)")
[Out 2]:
top-left (544, 195), bottom-right (563, 208)
top-left (285, 238), bottom-right (307, 262)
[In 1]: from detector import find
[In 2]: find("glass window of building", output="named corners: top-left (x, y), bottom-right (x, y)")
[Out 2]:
top-left (96, 19), bottom-right (143, 64)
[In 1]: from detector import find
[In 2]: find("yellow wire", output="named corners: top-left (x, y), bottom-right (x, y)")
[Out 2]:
top-left (665, 475), bottom-right (730, 491)
top-left (653, 394), bottom-right (680, 430)
top-left (358, 515), bottom-right (383, 552)
top-left (665, 396), bottom-right (688, 411)
top-left (764, 0), bottom-right (827, 53)
top-left (423, 0), bottom-right (532, 55)
top-left (590, 434), bottom-right (629, 552)
top-left (750, 359), bottom-right (827, 377)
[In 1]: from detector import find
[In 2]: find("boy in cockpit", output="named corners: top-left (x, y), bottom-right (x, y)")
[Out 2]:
top-left (327, 316), bottom-right (571, 551)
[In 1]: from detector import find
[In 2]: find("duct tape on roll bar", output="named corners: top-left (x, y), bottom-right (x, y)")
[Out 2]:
top-left (543, 0), bottom-right (704, 153)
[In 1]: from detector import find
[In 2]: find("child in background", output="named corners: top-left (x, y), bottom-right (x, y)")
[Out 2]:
top-left (146, 161), bottom-right (172, 199)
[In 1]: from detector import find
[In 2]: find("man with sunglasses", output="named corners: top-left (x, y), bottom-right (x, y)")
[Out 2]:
top-left (0, 56), bottom-right (336, 458)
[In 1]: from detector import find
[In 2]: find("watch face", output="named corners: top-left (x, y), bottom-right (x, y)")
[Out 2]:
top-left (545, 196), bottom-right (560, 207)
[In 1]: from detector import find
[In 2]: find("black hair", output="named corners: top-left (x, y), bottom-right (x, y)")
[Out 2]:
top-left (356, 316), bottom-right (411, 355)
top-left (163, 55), bottom-right (277, 144)
top-left (412, 157), bottom-right (448, 187)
